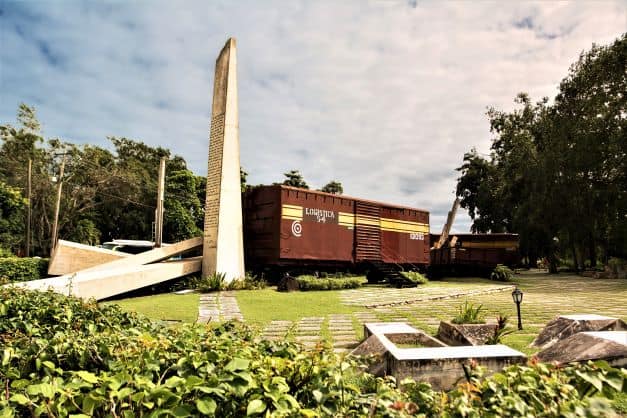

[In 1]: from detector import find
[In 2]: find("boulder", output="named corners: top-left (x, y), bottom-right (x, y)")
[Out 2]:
top-left (536, 331), bottom-right (627, 367)
top-left (437, 321), bottom-right (498, 346)
top-left (532, 314), bottom-right (627, 349)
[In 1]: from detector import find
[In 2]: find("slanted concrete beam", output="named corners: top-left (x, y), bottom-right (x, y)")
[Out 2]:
top-left (83, 236), bottom-right (202, 272)
top-left (14, 257), bottom-right (201, 300)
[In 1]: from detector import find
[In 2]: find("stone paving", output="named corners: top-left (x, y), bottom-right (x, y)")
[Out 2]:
top-left (257, 311), bottom-right (381, 352)
top-left (199, 274), bottom-right (627, 354)
top-left (197, 291), bottom-right (243, 323)
top-left (328, 314), bottom-right (359, 352)
top-left (341, 283), bottom-right (514, 308)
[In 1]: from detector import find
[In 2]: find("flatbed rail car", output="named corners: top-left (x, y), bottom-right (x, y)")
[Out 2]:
top-left (243, 185), bottom-right (430, 278)
top-left (429, 233), bottom-right (520, 276)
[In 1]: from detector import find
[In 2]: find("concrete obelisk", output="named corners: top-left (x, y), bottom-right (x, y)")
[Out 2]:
top-left (202, 38), bottom-right (245, 282)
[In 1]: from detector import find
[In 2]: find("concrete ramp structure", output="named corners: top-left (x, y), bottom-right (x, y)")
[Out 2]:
top-left (13, 237), bottom-right (202, 300)
top-left (48, 240), bottom-right (129, 275)
top-left (19, 257), bottom-right (201, 300)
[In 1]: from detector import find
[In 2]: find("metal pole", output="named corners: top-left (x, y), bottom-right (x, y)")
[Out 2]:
top-left (51, 155), bottom-right (66, 254)
top-left (154, 157), bottom-right (166, 248)
top-left (26, 159), bottom-right (32, 257)
top-left (516, 302), bottom-right (523, 330)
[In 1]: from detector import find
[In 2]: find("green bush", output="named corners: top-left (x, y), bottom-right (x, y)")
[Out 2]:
top-left (452, 300), bottom-right (486, 324)
top-left (400, 271), bottom-right (428, 285)
top-left (226, 273), bottom-right (268, 291)
top-left (296, 275), bottom-right (367, 291)
top-left (0, 287), bottom-right (624, 416)
top-left (0, 256), bottom-right (49, 283)
top-left (485, 315), bottom-right (513, 344)
top-left (185, 272), bottom-right (267, 292)
top-left (490, 264), bottom-right (514, 281)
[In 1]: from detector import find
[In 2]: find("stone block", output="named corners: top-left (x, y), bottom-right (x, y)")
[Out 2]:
top-left (532, 314), bottom-right (627, 349)
top-left (436, 321), bottom-right (499, 346)
top-left (536, 331), bottom-right (627, 367)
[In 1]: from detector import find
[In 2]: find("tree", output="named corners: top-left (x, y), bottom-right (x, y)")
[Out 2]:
top-left (282, 170), bottom-right (309, 189)
top-left (164, 170), bottom-right (202, 242)
top-left (455, 33), bottom-right (627, 270)
top-left (240, 167), bottom-right (248, 192)
top-left (0, 181), bottom-right (26, 253)
top-left (320, 180), bottom-right (343, 195)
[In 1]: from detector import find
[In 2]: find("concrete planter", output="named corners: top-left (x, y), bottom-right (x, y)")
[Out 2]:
top-left (436, 321), bottom-right (498, 346)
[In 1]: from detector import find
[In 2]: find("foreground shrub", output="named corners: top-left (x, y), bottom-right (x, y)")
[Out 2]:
top-left (490, 264), bottom-right (514, 281)
top-left (296, 275), bottom-right (367, 291)
top-left (0, 256), bottom-right (49, 283)
top-left (400, 271), bottom-right (428, 285)
top-left (0, 287), bottom-right (624, 417)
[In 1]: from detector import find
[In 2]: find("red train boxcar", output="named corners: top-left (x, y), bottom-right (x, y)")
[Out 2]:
top-left (429, 233), bottom-right (520, 276)
top-left (243, 185), bottom-right (430, 279)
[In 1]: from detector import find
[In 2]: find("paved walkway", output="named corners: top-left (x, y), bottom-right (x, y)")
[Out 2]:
top-left (197, 291), bottom-right (243, 323)
top-left (340, 283), bottom-right (514, 308)
top-left (260, 312), bottom-right (380, 352)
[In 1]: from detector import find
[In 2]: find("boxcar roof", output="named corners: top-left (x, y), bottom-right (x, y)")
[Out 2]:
top-left (273, 184), bottom-right (430, 214)
top-left (431, 233), bottom-right (520, 238)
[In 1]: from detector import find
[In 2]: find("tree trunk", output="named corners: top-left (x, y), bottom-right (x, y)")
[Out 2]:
top-left (571, 241), bottom-right (579, 274)
top-left (589, 232), bottom-right (597, 268)
top-left (548, 253), bottom-right (558, 274)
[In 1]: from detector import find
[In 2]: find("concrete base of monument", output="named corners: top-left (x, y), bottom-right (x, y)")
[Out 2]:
top-left (532, 314), bottom-right (627, 350)
top-left (352, 322), bottom-right (526, 391)
top-left (9, 237), bottom-right (203, 300)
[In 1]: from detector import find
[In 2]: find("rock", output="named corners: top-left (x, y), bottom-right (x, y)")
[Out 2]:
top-left (277, 275), bottom-right (299, 292)
top-left (436, 321), bottom-right (498, 346)
top-left (532, 314), bottom-right (627, 349)
top-left (536, 331), bottom-right (627, 367)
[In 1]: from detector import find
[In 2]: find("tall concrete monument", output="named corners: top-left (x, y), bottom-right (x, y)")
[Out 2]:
top-left (202, 38), bottom-right (245, 282)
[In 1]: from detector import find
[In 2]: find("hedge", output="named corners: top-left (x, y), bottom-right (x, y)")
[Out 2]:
top-left (400, 271), bottom-right (428, 285)
top-left (296, 275), bottom-right (367, 291)
top-left (0, 256), bottom-right (49, 283)
top-left (0, 287), bottom-right (624, 416)
top-left (1, 287), bottom-right (625, 416)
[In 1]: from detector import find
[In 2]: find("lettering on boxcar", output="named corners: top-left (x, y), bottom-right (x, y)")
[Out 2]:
top-left (304, 208), bottom-right (338, 224)
top-left (410, 232), bottom-right (425, 240)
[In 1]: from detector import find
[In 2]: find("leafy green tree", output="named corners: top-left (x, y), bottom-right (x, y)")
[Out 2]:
top-left (0, 104), bottom-right (53, 254)
top-left (164, 170), bottom-right (202, 242)
top-left (456, 33), bottom-right (627, 270)
top-left (282, 170), bottom-right (309, 189)
top-left (240, 167), bottom-right (248, 192)
top-left (66, 219), bottom-right (101, 246)
top-left (0, 181), bottom-right (26, 253)
top-left (320, 180), bottom-right (343, 195)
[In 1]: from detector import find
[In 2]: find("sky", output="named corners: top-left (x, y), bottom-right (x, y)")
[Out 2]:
top-left (1, 1), bottom-right (625, 232)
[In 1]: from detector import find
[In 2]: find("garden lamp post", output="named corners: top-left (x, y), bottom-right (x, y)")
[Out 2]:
top-left (512, 287), bottom-right (523, 330)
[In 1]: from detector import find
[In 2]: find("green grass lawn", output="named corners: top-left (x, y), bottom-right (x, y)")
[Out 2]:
top-left (236, 288), bottom-right (360, 327)
top-left (102, 293), bottom-right (199, 323)
top-left (393, 271), bottom-right (627, 355)
top-left (101, 271), bottom-right (627, 357)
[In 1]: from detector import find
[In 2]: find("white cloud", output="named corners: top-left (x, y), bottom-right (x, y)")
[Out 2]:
top-left (1, 0), bottom-right (625, 233)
